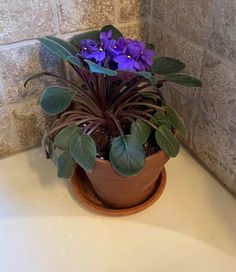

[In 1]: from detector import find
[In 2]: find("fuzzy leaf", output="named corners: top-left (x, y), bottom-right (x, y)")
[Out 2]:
top-left (101, 25), bottom-right (123, 39)
top-left (48, 140), bottom-right (57, 164)
top-left (131, 119), bottom-right (151, 145)
top-left (136, 71), bottom-right (152, 79)
top-left (166, 105), bottom-right (187, 137)
top-left (65, 56), bottom-right (82, 68)
top-left (40, 86), bottom-right (75, 115)
top-left (151, 57), bottom-right (185, 75)
top-left (109, 135), bottom-right (145, 176)
top-left (57, 151), bottom-right (75, 179)
top-left (151, 111), bottom-right (172, 129)
top-left (70, 134), bottom-right (96, 172)
top-left (149, 75), bottom-right (158, 85)
top-left (38, 37), bottom-right (75, 61)
top-left (155, 125), bottom-right (180, 157)
top-left (164, 74), bottom-right (202, 87)
top-left (54, 125), bottom-right (82, 150)
top-left (24, 71), bottom-right (48, 88)
top-left (84, 59), bottom-right (117, 76)
top-left (45, 36), bottom-right (77, 54)
top-left (70, 30), bottom-right (100, 47)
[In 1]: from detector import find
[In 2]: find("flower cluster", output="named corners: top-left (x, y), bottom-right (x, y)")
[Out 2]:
top-left (79, 30), bottom-right (155, 72)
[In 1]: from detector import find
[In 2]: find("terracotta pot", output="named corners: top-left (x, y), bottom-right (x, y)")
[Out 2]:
top-left (85, 150), bottom-right (169, 209)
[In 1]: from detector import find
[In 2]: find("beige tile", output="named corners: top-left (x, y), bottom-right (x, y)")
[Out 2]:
top-left (0, 42), bottom-right (64, 104)
top-left (149, 21), bottom-right (165, 56)
top-left (165, 0), bottom-right (178, 28)
top-left (191, 113), bottom-right (236, 189)
top-left (0, 82), bottom-right (4, 107)
top-left (199, 53), bottom-right (236, 134)
top-left (164, 30), bottom-right (204, 77)
top-left (232, 176), bottom-right (236, 195)
top-left (118, 20), bottom-right (149, 40)
top-left (177, 0), bottom-right (210, 46)
top-left (118, 0), bottom-right (150, 22)
top-left (208, 0), bottom-right (236, 64)
top-left (164, 29), bottom-right (204, 95)
top-left (11, 100), bottom-right (45, 149)
top-left (57, 0), bottom-right (115, 33)
top-left (151, 0), bottom-right (166, 23)
top-left (0, 0), bottom-right (55, 44)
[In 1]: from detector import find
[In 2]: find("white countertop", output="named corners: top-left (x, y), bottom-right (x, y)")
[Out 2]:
top-left (0, 147), bottom-right (236, 272)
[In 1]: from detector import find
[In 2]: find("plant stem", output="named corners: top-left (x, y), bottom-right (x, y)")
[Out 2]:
top-left (106, 110), bottom-right (124, 136)
top-left (84, 120), bottom-right (106, 135)
top-left (115, 102), bottom-right (165, 115)
top-left (124, 113), bottom-right (158, 130)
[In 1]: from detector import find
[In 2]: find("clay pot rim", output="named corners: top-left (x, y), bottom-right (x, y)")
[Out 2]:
top-left (95, 149), bottom-right (164, 165)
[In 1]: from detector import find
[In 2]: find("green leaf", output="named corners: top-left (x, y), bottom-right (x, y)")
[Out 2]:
top-left (136, 71), bottom-right (158, 84)
top-left (166, 105), bottom-right (187, 137)
top-left (40, 86), bottom-right (75, 115)
top-left (101, 25), bottom-right (123, 39)
top-left (136, 71), bottom-right (152, 79)
top-left (48, 140), bottom-right (57, 164)
top-left (70, 134), bottom-right (96, 172)
top-left (38, 36), bottom-right (82, 68)
top-left (155, 125), bottom-right (180, 157)
top-left (70, 30), bottom-right (100, 47)
top-left (84, 59), bottom-right (117, 76)
top-left (57, 151), bottom-right (75, 179)
top-left (45, 36), bottom-right (77, 54)
top-left (164, 74), bottom-right (202, 87)
top-left (151, 57), bottom-right (186, 75)
top-left (54, 125), bottom-right (82, 150)
top-left (145, 43), bottom-right (155, 50)
top-left (131, 119), bottom-right (151, 145)
top-left (24, 71), bottom-right (47, 88)
top-left (109, 135), bottom-right (145, 176)
top-left (151, 111), bottom-right (172, 130)
top-left (65, 56), bottom-right (82, 68)
top-left (149, 75), bottom-right (158, 85)
top-left (38, 37), bottom-right (75, 61)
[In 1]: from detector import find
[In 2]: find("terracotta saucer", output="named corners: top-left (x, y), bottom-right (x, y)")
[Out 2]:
top-left (71, 166), bottom-right (167, 216)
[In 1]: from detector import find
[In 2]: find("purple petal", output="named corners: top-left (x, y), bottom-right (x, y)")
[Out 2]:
top-left (87, 50), bottom-right (106, 61)
top-left (127, 43), bottom-right (141, 58)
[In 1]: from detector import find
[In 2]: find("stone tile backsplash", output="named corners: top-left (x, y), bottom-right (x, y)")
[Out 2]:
top-left (0, 0), bottom-right (56, 44)
top-left (0, 42), bottom-right (64, 104)
top-left (150, 0), bottom-right (236, 195)
top-left (57, 0), bottom-right (115, 33)
top-left (0, 0), bottom-right (235, 196)
top-left (0, 0), bottom-right (149, 160)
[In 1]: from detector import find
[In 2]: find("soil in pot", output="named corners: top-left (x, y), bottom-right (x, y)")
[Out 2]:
top-left (90, 127), bottom-right (161, 160)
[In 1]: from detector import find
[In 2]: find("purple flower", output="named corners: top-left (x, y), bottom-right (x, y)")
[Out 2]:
top-left (112, 37), bottom-right (129, 54)
top-left (113, 40), bottom-right (141, 71)
top-left (113, 39), bottom-right (155, 71)
top-left (136, 41), bottom-right (155, 71)
top-left (79, 39), bottom-right (98, 58)
top-left (84, 30), bottom-right (117, 63)
top-left (79, 30), bottom-right (155, 72)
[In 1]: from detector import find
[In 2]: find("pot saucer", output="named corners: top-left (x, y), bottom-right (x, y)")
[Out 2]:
top-left (71, 166), bottom-right (166, 216)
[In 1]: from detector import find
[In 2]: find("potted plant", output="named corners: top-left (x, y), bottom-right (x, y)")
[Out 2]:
top-left (25, 25), bottom-right (202, 210)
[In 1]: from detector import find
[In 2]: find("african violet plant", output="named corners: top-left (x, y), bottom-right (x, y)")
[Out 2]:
top-left (25, 25), bottom-right (202, 178)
